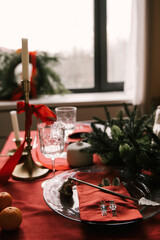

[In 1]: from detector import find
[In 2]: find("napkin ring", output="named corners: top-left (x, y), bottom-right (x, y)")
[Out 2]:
top-left (109, 201), bottom-right (117, 217)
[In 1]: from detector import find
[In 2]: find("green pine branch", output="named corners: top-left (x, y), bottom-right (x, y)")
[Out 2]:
top-left (83, 104), bottom-right (160, 176)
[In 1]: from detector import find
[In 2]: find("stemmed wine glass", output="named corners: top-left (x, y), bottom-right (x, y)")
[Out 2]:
top-left (37, 121), bottom-right (65, 178)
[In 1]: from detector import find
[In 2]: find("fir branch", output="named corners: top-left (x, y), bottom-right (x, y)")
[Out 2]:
top-left (123, 103), bottom-right (131, 118)
top-left (104, 106), bottom-right (111, 126)
top-left (93, 116), bottom-right (106, 126)
top-left (116, 109), bottom-right (124, 130)
top-left (133, 114), bottom-right (148, 138)
top-left (145, 126), bottom-right (160, 145)
top-left (83, 104), bottom-right (160, 176)
top-left (130, 105), bottom-right (137, 123)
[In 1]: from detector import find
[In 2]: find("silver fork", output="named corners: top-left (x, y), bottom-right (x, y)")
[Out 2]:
top-left (100, 201), bottom-right (107, 216)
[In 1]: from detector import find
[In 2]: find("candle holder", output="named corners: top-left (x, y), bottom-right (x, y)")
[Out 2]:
top-left (12, 80), bottom-right (49, 180)
top-left (7, 138), bottom-right (27, 157)
top-left (15, 139), bottom-right (22, 149)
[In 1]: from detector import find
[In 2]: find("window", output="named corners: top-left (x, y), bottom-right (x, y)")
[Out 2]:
top-left (0, 0), bottom-right (132, 93)
top-left (107, 0), bottom-right (132, 84)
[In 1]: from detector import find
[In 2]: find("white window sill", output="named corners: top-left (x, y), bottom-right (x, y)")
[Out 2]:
top-left (0, 92), bottom-right (132, 111)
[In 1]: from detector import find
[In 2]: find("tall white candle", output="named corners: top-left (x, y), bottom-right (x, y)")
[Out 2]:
top-left (21, 38), bottom-right (29, 81)
top-left (10, 111), bottom-right (20, 141)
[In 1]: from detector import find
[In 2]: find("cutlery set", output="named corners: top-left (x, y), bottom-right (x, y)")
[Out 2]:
top-left (99, 177), bottom-right (119, 217)
top-left (59, 176), bottom-right (160, 207)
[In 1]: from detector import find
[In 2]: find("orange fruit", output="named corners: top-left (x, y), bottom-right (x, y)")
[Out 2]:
top-left (0, 206), bottom-right (22, 231)
top-left (0, 192), bottom-right (12, 212)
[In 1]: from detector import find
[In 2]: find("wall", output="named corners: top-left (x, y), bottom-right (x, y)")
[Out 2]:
top-left (0, 92), bottom-right (132, 151)
top-left (145, 0), bottom-right (160, 112)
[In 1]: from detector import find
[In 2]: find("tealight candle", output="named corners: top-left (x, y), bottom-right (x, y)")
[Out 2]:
top-left (21, 38), bottom-right (29, 81)
top-left (10, 111), bottom-right (20, 141)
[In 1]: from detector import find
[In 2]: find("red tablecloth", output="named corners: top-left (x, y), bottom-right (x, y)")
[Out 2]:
top-left (0, 132), bottom-right (160, 240)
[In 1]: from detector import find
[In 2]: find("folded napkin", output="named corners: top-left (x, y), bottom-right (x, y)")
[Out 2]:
top-left (32, 145), bottom-right (70, 171)
top-left (68, 124), bottom-right (91, 143)
top-left (76, 171), bottom-right (142, 222)
top-left (0, 131), bottom-right (70, 172)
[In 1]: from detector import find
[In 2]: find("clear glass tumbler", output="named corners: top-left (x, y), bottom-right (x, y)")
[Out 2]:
top-left (55, 106), bottom-right (77, 141)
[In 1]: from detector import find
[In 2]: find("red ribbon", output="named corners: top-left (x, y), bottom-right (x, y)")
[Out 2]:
top-left (11, 86), bottom-right (23, 101)
top-left (17, 102), bottom-right (57, 131)
top-left (0, 102), bottom-right (56, 186)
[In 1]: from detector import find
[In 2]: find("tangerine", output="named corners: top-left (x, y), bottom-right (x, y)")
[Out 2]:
top-left (0, 206), bottom-right (22, 231)
top-left (0, 192), bottom-right (12, 212)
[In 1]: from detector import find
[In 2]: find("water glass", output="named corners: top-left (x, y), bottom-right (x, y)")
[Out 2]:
top-left (55, 106), bottom-right (77, 141)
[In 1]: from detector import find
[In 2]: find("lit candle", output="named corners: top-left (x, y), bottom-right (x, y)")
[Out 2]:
top-left (21, 38), bottom-right (29, 81)
top-left (10, 111), bottom-right (20, 141)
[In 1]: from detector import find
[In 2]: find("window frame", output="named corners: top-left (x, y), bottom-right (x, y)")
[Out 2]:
top-left (70, 0), bottom-right (124, 94)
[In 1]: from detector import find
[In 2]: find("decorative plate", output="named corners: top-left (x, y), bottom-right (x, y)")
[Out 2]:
top-left (42, 166), bottom-right (160, 226)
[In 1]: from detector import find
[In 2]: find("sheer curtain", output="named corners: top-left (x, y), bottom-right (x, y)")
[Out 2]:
top-left (124, 0), bottom-right (147, 109)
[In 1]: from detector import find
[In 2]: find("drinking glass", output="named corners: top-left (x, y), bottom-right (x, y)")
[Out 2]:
top-left (37, 121), bottom-right (65, 176)
top-left (55, 106), bottom-right (77, 141)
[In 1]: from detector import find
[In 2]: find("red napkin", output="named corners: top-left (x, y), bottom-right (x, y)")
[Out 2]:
top-left (76, 171), bottom-right (142, 222)
top-left (32, 143), bottom-right (70, 171)
top-left (68, 124), bottom-right (91, 143)
top-left (0, 131), bottom-right (71, 172)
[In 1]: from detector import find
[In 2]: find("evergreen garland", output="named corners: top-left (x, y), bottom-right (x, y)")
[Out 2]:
top-left (83, 104), bottom-right (160, 176)
top-left (0, 49), bottom-right (70, 100)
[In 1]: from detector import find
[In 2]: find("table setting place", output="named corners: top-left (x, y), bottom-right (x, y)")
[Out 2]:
top-left (1, 99), bottom-right (160, 227)
top-left (1, 101), bottom-right (160, 229)
top-left (1, 39), bottom-right (160, 238)
top-left (1, 102), bottom-right (160, 228)
top-left (20, 106), bottom-right (160, 224)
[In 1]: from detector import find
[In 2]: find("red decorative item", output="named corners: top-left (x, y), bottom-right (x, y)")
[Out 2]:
top-left (0, 101), bottom-right (56, 186)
